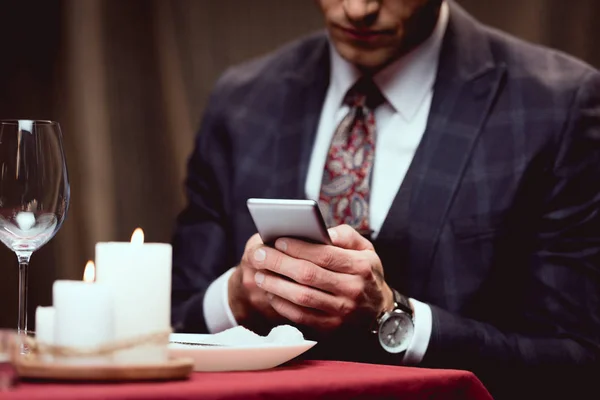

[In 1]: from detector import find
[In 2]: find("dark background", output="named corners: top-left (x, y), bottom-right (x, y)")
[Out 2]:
top-left (0, 0), bottom-right (598, 329)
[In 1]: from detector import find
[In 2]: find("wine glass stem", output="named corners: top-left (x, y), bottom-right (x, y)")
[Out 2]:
top-left (16, 252), bottom-right (32, 335)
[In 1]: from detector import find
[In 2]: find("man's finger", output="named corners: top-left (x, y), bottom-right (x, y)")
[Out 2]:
top-left (273, 236), bottom-right (379, 277)
top-left (254, 270), bottom-right (356, 316)
top-left (267, 294), bottom-right (343, 332)
top-left (249, 245), bottom-right (353, 293)
top-left (242, 233), bottom-right (265, 265)
top-left (245, 233), bottom-right (263, 250)
top-left (328, 224), bottom-right (374, 251)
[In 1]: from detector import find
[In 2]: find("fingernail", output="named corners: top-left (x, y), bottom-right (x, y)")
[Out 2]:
top-left (254, 248), bottom-right (266, 262)
top-left (275, 240), bottom-right (287, 252)
top-left (266, 292), bottom-right (274, 301)
top-left (328, 228), bottom-right (338, 240)
top-left (255, 271), bottom-right (265, 286)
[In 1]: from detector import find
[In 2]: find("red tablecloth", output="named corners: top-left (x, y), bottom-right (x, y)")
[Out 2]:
top-left (3, 360), bottom-right (492, 400)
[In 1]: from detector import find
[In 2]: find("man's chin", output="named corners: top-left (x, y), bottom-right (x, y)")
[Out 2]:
top-left (335, 44), bottom-right (397, 72)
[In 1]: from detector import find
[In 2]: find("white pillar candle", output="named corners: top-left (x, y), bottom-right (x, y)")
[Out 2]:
top-left (35, 306), bottom-right (55, 345)
top-left (53, 280), bottom-right (114, 365)
top-left (95, 229), bottom-right (172, 364)
top-left (35, 306), bottom-right (55, 362)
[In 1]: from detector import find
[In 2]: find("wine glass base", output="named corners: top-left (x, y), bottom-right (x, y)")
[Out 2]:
top-left (17, 330), bottom-right (35, 355)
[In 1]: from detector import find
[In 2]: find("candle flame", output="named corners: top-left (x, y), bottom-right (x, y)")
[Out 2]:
top-left (83, 261), bottom-right (96, 283)
top-left (131, 228), bottom-right (144, 244)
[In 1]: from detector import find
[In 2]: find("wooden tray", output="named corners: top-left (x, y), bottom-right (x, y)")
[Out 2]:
top-left (13, 355), bottom-right (194, 382)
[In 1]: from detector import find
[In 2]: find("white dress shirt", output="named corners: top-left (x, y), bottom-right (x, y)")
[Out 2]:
top-left (203, 1), bottom-right (449, 365)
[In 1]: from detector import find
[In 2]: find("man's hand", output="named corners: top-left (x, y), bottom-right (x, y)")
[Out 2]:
top-left (228, 233), bottom-right (285, 333)
top-left (248, 224), bottom-right (394, 332)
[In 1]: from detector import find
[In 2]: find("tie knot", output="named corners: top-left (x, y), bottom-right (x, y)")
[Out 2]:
top-left (344, 78), bottom-right (385, 110)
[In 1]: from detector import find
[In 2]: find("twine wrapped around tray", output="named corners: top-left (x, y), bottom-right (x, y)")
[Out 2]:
top-left (23, 330), bottom-right (171, 358)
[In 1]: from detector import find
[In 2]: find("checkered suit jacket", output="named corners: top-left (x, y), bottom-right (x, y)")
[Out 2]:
top-left (171, 2), bottom-right (599, 397)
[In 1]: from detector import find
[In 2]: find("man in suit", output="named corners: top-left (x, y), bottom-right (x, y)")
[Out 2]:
top-left (171, 0), bottom-right (600, 397)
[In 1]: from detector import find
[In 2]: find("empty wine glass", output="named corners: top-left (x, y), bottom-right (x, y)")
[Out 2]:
top-left (0, 120), bottom-right (70, 337)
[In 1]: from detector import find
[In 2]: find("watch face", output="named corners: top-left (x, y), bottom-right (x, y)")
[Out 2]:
top-left (378, 311), bottom-right (414, 354)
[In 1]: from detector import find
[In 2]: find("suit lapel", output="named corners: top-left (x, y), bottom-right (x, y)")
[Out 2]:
top-left (267, 37), bottom-right (330, 199)
top-left (377, 2), bottom-right (507, 298)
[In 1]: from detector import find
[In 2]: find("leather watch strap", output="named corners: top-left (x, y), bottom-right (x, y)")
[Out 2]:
top-left (372, 287), bottom-right (413, 333)
top-left (392, 288), bottom-right (413, 318)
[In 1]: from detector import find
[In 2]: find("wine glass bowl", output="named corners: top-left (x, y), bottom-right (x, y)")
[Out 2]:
top-left (0, 120), bottom-right (70, 336)
top-left (0, 212), bottom-right (59, 252)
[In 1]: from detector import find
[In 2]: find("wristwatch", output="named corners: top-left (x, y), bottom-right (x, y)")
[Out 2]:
top-left (374, 288), bottom-right (414, 354)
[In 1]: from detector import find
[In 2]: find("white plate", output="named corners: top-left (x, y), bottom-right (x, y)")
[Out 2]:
top-left (168, 333), bottom-right (317, 372)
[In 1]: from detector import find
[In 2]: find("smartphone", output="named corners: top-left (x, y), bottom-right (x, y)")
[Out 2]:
top-left (246, 198), bottom-right (332, 246)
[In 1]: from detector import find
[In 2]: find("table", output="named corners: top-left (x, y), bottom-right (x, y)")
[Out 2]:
top-left (3, 360), bottom-right (493, 399)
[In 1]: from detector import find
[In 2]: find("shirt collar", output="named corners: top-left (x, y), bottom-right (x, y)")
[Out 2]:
top-left (328, 0), bottom-right (449, 121)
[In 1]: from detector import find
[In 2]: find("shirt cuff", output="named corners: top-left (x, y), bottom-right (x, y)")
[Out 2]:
top-left (402, 298), bottom-right (432, 365)
top-left (202, 267), bottom-right (239, 333)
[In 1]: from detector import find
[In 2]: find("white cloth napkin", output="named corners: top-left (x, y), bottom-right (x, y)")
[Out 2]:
top-left (201, 325), bottom-right (305, 346)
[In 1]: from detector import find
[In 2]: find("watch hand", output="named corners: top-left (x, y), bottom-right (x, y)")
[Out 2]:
top-left (387, 335), bottom-right (395, 345)
top-left (392, 319), bottom-right (400, 334)
top-left (386, 320), bottom-right (401, 343)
